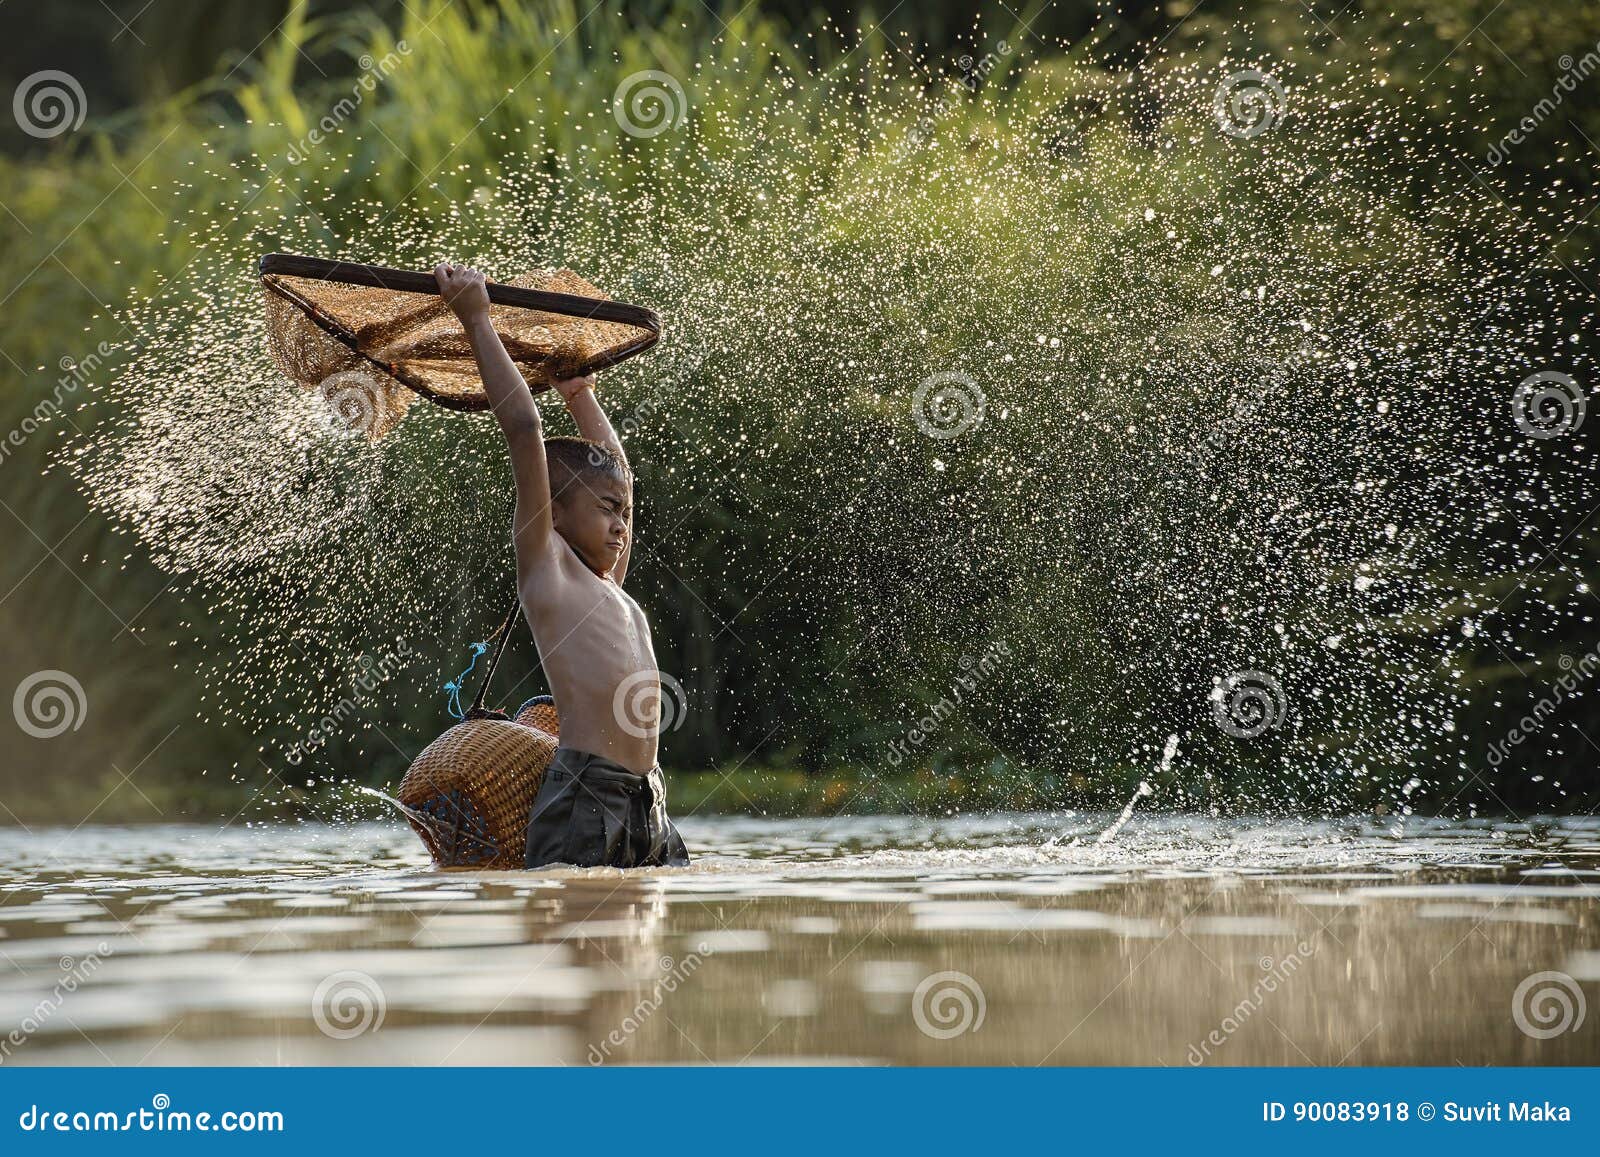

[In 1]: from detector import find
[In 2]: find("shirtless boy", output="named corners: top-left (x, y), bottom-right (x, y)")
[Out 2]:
top-left (435, 262), bottom-right (689, 869)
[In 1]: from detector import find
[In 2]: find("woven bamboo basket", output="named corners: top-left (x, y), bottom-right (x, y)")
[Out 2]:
top-left (397, 696), bottom-right (560, 870)
top-left (513, 696), bottom-right (560, 734)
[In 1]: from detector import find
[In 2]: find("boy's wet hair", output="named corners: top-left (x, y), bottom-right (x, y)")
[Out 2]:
top-left (545, 436), bottom-right (628, 500)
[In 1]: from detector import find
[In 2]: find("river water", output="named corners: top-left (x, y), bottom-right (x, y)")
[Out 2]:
top-left (0, 813), bottom-right (1596, 1066)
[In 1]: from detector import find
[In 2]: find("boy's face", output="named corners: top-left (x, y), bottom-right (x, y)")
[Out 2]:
top-left (552, 473), bottom-right (630, 576)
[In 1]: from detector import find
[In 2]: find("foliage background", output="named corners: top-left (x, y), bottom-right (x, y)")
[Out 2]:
top-left (0, 0), bottom-right (1596, 821)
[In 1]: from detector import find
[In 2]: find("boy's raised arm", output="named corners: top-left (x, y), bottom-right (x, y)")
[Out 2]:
top-left (556, 374), bottom-right (636, 584)
top-left (435, 263), bottom-right (554, 572)
top-left (556, 374), bottom-right (623, 460)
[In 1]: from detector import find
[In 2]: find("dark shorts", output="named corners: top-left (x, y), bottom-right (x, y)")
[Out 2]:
top-left (523, 747), bottom-right (691, 869)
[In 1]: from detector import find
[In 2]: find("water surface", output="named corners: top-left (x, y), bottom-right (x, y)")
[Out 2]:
top-left (1, 814), bottom-right (1596, 1065)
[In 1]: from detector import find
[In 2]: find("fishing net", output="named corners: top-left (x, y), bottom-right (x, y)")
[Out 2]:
top-left (260, 253), bottom-right (661, 441)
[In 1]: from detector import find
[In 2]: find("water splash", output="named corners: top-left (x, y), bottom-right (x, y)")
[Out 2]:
top-left (56, 20), bottom-right (1597, 814)
top-left (353, 785), bottom-right (470, 854)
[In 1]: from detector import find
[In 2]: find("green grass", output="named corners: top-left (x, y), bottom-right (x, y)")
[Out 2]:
top-left (1, 0), bottom-right (1597, 821)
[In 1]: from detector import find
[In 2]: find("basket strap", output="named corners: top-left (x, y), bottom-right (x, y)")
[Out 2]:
top-left (464, 592), bottom-right (524, 720)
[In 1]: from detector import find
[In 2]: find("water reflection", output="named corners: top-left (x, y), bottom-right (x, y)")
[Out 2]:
top-left (0, 814), bottom-right (1595, 1065)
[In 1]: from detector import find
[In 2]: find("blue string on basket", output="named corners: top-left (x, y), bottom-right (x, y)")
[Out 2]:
top-left (443, 641), bottom-right (489, 721)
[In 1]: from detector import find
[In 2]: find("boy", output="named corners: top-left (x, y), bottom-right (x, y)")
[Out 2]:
top-left (434, 262), bottom-right (690, 869)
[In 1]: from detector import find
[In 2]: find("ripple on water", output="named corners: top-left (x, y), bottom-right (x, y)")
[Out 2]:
top-left (0, 814), bottom-right (1596, 1066)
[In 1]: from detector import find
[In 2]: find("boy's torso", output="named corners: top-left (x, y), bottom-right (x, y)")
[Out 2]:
top-left (523, 539), bottom-right (659, 774)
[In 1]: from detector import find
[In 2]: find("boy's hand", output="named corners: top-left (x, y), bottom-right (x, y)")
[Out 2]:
top-left (434, 262), bottom-right (491, 325)
top-left (553, 373), bottom-right (597, 402)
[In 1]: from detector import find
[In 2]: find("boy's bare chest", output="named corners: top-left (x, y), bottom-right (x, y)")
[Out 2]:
top-left (531, 574), bottom-right (653, 665)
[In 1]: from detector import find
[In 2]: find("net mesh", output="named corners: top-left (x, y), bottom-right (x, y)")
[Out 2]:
top-left (263, 266), bottom-right (653, 439)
